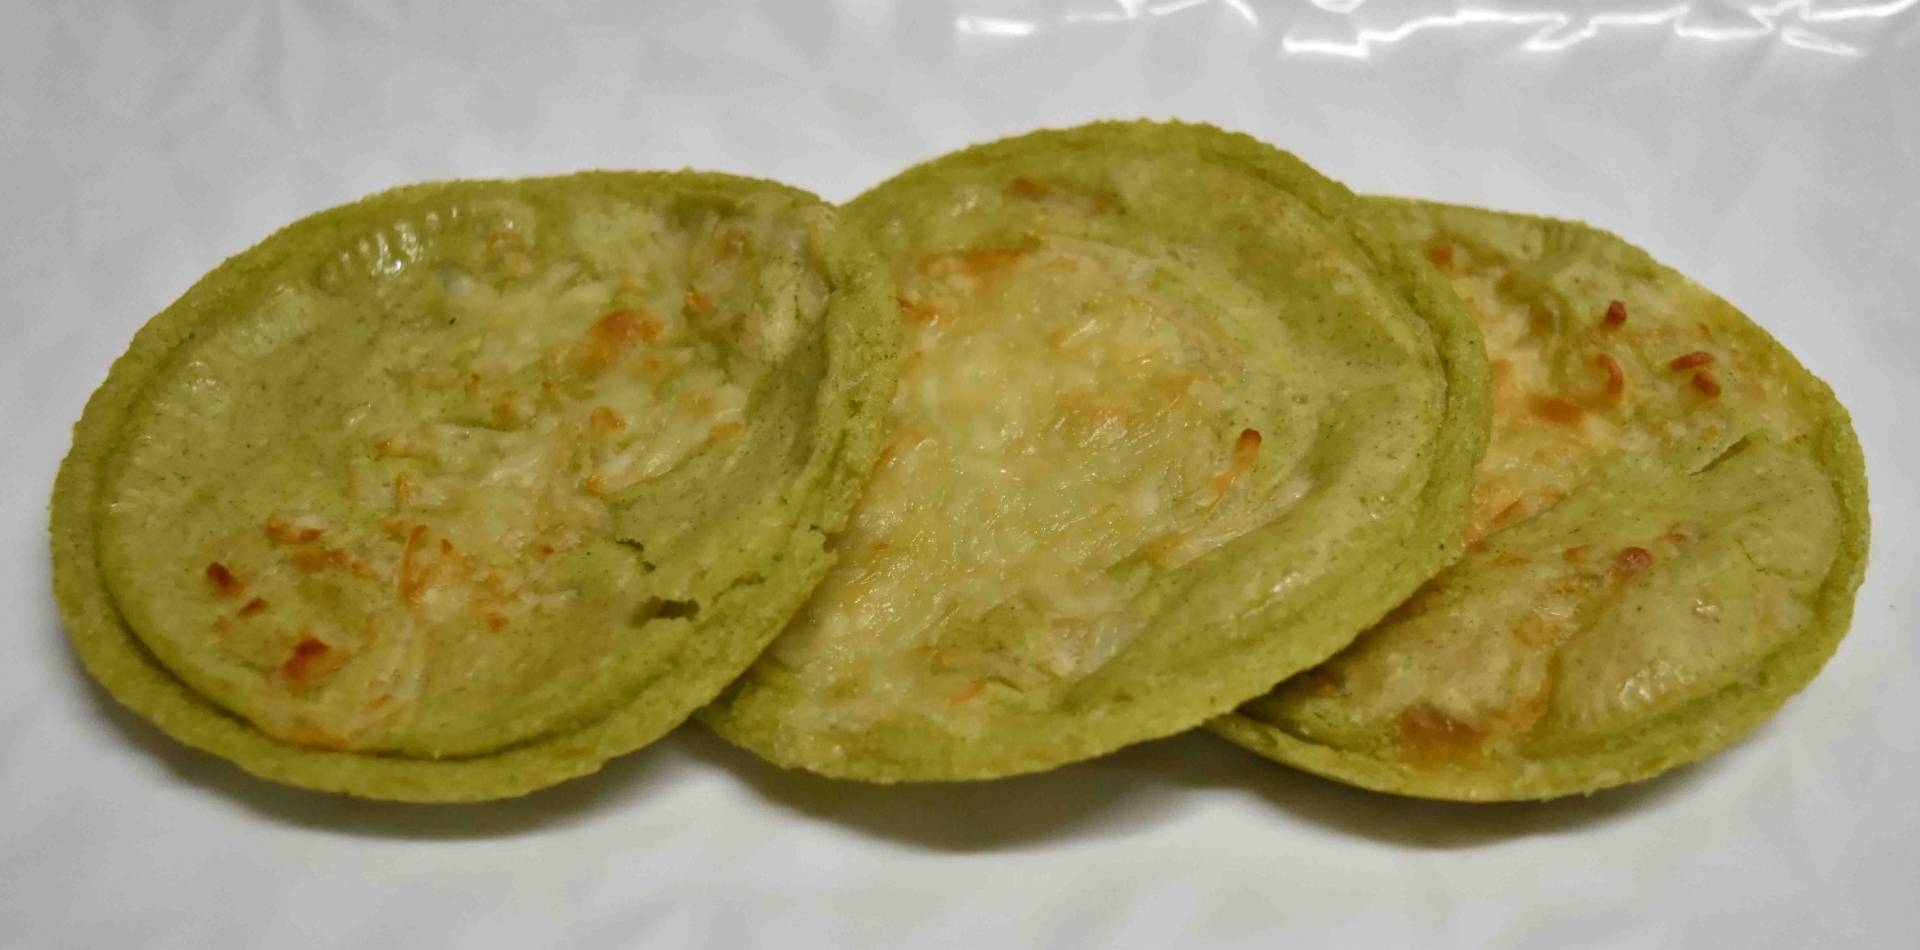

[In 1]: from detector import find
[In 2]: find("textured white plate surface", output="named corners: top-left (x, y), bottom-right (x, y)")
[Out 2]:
top-left (3, 2), bottom-right (1916, 947)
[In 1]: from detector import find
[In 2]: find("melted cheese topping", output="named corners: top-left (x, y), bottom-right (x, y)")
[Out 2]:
top-left (1439, 242), bottom-right (1818, 543)
top-left (103, 197), bottom-right (828, 754)
top-left (1255, 219), bottom-right (1841, 765)
top-left (769, 239), bottom-right (1287, 733)
top-left (1275, 439), bottom-right (1836, 764)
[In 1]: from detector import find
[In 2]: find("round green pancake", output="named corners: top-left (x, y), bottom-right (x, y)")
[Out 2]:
top-left (1213, 199), bottom-right (1870, 801)
top-left (51, 172), bottom-right (897, 801)
top-left (702, 122), bottom-right (1490, 781)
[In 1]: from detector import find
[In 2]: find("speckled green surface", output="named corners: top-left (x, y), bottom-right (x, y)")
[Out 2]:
top-left (50, 172), bottom-right (898, 801)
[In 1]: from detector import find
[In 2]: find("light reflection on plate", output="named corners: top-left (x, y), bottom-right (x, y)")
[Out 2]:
top-left (953, 0), bottom-right (1918, 57)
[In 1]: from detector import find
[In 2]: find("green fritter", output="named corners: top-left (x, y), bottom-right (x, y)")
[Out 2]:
top-left (51, 172), bottom-right (897, 801)
top-left (703, 122), bottom-right (1490, 782)
top-left (1213, 199), bottom-right (1870, 801)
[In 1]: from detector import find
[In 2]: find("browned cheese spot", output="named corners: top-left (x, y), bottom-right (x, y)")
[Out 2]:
top-left (205, 562), bottom-right (244, 596)
top-left (1528, 395), bottom-right (1586, 427)
top-left (1398, 703), bottom-right (1486, 763)
top-left (1209, 428), bottom-right (1263, 496)
top-left (1528, 301), bottom-right (1557, 337)
top-left (588, 406), bottom-right (626, 434)
top-left (1668, 350), bottom-right (1714, 371)
top-left (291, 546), bottom-right (354, 574)
top-left (279, 636), bottom-right (339, 686)
top-left (570, 309), bottom-right (660, 375)
top-left (594, 309), bottom-right (659, 346)
top-left (1614, 546), bottom-right (1655, 574)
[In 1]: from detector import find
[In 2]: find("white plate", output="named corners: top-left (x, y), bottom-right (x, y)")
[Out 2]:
top-left (3, 2), bottom-right (1916, 946)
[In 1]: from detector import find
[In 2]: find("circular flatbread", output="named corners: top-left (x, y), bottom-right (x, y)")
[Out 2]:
top-left (51, 172), bottom-right (897, 801)
top-left (1213, 199), bottom-right (1869, 801)
top-left (702, 122), bottom-right (1490, 781)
